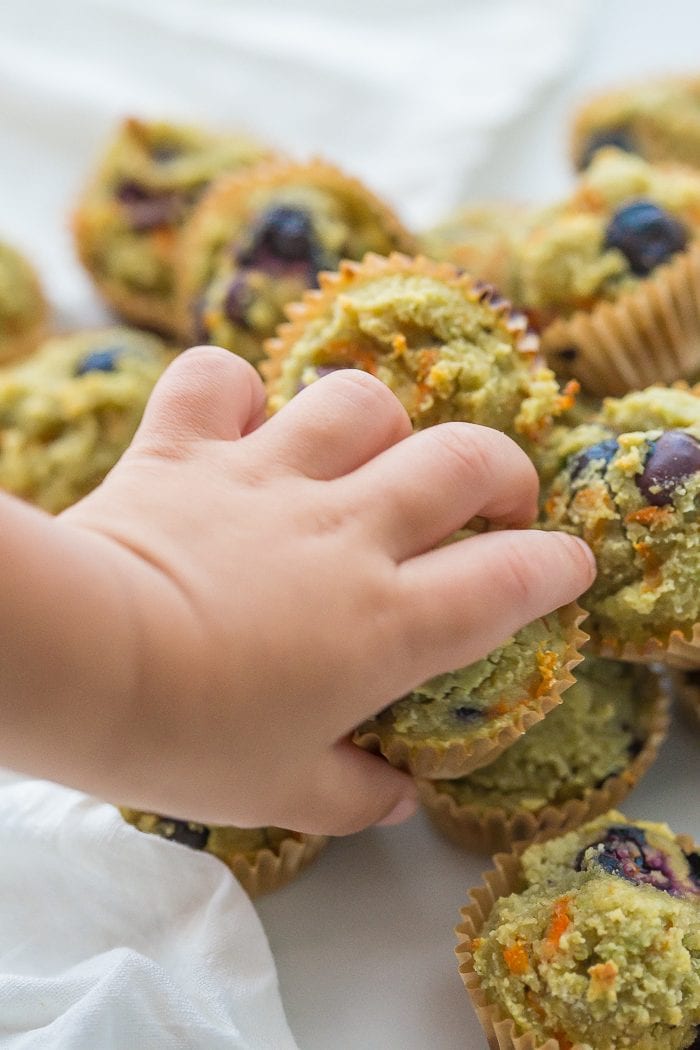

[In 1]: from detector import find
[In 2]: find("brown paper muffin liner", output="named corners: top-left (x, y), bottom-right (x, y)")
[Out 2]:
top-left (541, 240), bottom-right (700, 398)
top-left (416, 668), bottom-right (671, 853)
top-left (591, 618), bottom-right (700, 669)
top-left (262, 250), bottom-right (543, 398)
top-left (454, 825), bottom-right (699, 1050)
top-left (353, 603), bottom-right (588, 780)
top-left (215, 831), bottom-right (329, 899)
top-left (176, 157), bottom-right (417, 342)
top-left (118, 808), bottom-right (328, 898)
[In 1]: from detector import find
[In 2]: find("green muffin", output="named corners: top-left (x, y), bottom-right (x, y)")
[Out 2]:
top-left (119, 808), bottom-right (328, 898)
top-left (460, 811), bottom-right (700, 1050)
top-left (177, 159), bottom-right (415, 366)
top-left (418, 657), bottom-right (667, 852)
top-left (0, 327), bottom-right (176, 512)
top-left (540, 422), bottom-right (700, 660)
top-left (354, 604), bottom-right (585, 779)
top-left (265, 252), bottom-right (575, 453)
top-left (571, 74), bottom-right (700, 171)
top-left (73, 117), bottom-right (274, 334)
top-left (0, 240), bottom-right (47, 364)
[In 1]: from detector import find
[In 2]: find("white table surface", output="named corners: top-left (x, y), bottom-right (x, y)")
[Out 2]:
top-left (256, 4), bottom-right (700, 1048)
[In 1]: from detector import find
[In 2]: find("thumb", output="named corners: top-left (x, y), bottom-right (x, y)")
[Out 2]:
top-left (133, 345), bottom-right (267, 449)
top-left (284, 741), bottom-right (418, 837)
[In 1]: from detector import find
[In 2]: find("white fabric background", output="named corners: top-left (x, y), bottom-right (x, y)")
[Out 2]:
top-left (0, 2), bottom-right (590, 1047)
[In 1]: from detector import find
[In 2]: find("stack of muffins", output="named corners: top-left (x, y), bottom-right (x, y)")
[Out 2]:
top-left (2, 74), bottom-right (700, 1043)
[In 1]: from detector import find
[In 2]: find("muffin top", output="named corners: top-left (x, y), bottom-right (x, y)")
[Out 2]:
top-left (354, 603), bottom-right (584, 778)
top-left (0, 326), bottom-right (176, 512)
top-left (432, 657), bottom-right (658, 814)
top-left (540, 423), bottom-right (700, 653)
top-left (265, 253), bottom-right (573, 449)
top-left (73, 117), bottom-right (273, 314)
top-left (512, 148), bottom-right (700, 321)
top-left (472, 812), bottom-right (700, 1050)
top-left (177, 159), bottom-right (414, 364)
top-left (572, 74), bottom-right (700, 171)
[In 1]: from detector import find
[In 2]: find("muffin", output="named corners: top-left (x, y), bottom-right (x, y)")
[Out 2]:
top-left (571, 74), bottom-right (700, 172)
top-left (510, 148), bottom-right (700, 396)
top-left (73, 117), bottom-right (274, 335)
top-left (176, 158), bottom-right (415, 366)
top-left (264, 253), bottom-right (576, 454)
top-left (418, 202), bottom-right (531, 294)
top-left (119, 808), bottom-right (328, 898)
top-left (0, 326), bottom-right (176, 512)
top-left (456, 811), bottom-right (700, 1050)
top-left (0, 240), bottom-right (48, 364)
top-left (535, 383), bottom-right (700, 487)
top-left (418, 656), bottom-right (669, 853)
top-left (353, 603), bottom-right (587, 779)
top-left (540, 423), bottom-right (700, 664)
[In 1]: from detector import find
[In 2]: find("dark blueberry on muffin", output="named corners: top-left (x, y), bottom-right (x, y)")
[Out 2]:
top-left (115, 180), bottom-right (184, 231)
top-left (453, 706), bottom-right (483, 724)
top-left (223, 276), bottom-right (256, 329)
top-left (152, 817), bottom-right (210, 851)
top-left (577, 126), bottom-right (637, 170)
top-left (237, 206), bottom-right (323, 276)
top-left (75, 347), bottom-right (123, 375)
top-left (637, 430), bottom-right (700, 506)
top-left (604, 199), bottom-right (688, 276)
top-left (568, 438), bottom-right (619, 481)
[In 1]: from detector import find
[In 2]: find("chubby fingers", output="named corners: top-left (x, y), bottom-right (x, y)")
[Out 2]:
top-left (248, 369), bottom-right (413, 479)
top-left (397, 528), bottom-right (596, 684)
top-left (344, 422), bottom-right (540, 560)
top-left (272, 740), bottom-right (418, 837)
top-left (133, 346), bottom-right (267, 451)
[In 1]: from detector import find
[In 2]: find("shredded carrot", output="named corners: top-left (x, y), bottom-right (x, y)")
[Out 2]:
top-left (542, 896), bottom-right (571, 957)
top-left (534, 649), bottom-right (558, 698)
top-left (632, 540), bottom-right (663, 591)
top-left (503, 941), bottom-right (529, 975)
top-left (625, 505), bottom-right (671, 528)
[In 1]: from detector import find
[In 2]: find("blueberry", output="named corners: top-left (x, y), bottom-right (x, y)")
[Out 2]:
top-left (223, 276), bottom-right (255, 329)
top-left (75, 348), bottom-right (123, 375)
top-left (637, 430), bottom-right (700, 506)
top-left (115, 179), bottom-right (183, 231)
top-left (603, 199), bottom-right (688, 276)
top-left (153, 817), bottom-right (209, 851)
top-left (686, 851), bottom-right (700, 887)
top-left (577, 127), bottom-right (637, 170)
top-left (453, 706), bottom-right (482, 724)
top-left (574, 824), bottom-right (648, 879)
top-left (151, 144), bottom-right (182, 164)
top-left (237, 206), bottom-right (322, 272)
top-left (568, 438), bottom-right (619, 481)
top-left (555, 346), bottom-right (579, 364)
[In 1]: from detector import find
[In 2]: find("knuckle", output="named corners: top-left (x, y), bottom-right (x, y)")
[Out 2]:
top-left (429, 423), bottom-right (499, 486)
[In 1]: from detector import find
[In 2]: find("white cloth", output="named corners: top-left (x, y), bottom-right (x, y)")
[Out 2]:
top-left (0, 1), bottom-right (590, 1047)
top-left (0, 777), bottom-right (298, 1050)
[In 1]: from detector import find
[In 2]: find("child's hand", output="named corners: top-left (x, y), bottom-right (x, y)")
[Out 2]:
top-left (2, 348), bottom-right (595, 835)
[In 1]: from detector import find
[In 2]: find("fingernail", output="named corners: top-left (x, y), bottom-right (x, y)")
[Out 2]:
top-left (571, 535), bottom-right (597, 579)
top-left (375, 796), bottom-right (418, 827)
